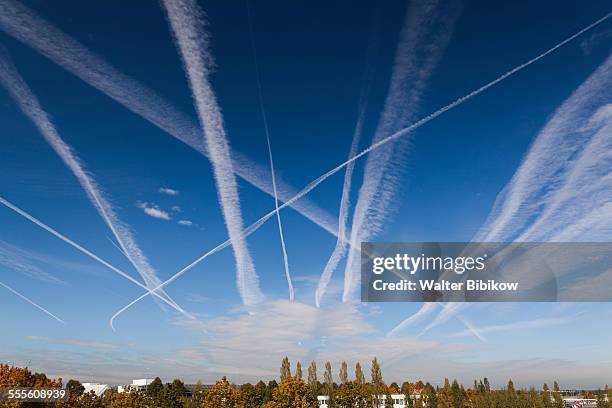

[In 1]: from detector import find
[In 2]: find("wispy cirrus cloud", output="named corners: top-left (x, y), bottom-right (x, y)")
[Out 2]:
top-left (177, 220), bottom-right (193, 226)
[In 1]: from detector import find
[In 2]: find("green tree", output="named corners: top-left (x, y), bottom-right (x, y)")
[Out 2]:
top-left (169, 378), bottom-right (187, 396)
top-left (355, 363), bottom-right (365, 385)
top-left (425, 383), bottom-right (438, 408)
top-left (239, 383), bottom-right (264, 408)
top-left (265, 380), bottom-right (278, 402)
top-left (596, 389), bottom-right (609, 408)
top-left (186, 380), bottom-right (206, 408)
top-left (553, 381), bottom-right (564, 408)
top-left (542, 383), bottom-right (552, 408)
top-left (307, 361), bottom-right (318, 396)
top-left (385, 391), bottom-right (394, 408)
top-left (280, 357), bottom-right (291, 382)
top-left (156, 383), bottom-right (183, 408)
top-left (324, 361), bottom-right (334, 405)
top-left (451, 379), bottom-right (464, 408)
top-left (66, 379), bottom-right (85, 398)
top-left (370, 357), bottom-right (384, 407)
top-left (75, 391), bottom-right (104, 408)
top-left (201, 376), bottom-right (239, 408)
top-left (267, 376), bottom-right (316, 408)
top-left (339, 361), bottom-right (348, 384)
top-left (295, 362), bottom-right (302, 380)
top-left (147, 377), bottom-right (163, 400)
top-left (335, 382), bottom-right (372, 408)
top-left (256, 380), bottom-right (267, 401)
top-left (100, 390), bottom-right (152, 408)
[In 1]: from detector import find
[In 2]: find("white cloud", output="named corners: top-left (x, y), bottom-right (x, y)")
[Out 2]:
top-left (137, 202), bottom-right (172, 221)
top-left (178, 220), bottom-right (193, 226)
top-left (158, 187), bottom-right (179, 196)
top-left (171, 205), bottom-right (182, 213)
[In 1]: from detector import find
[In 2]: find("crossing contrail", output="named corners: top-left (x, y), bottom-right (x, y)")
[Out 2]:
top-left (0, 51), bottom-right (182, 313)
top-left (0, 0), bottom-right (339, 240)
top-left (0, 280), bottom-right (64, 323)
top-left (247, 2), bottom-right (293, 301)
top-left (386, 303), bottom-right (437, 337)
top-left (314, 17), bottom-right (378, 308)
top-left (343, 0), bottom-right (461, 302)
top-left (111, 9), bottom-right (612, 324)
top-left (0, 196), bottom-right (193, 326)
top-left (477, 54), bottom-right (612, 242)
top-left (393, 29), bottom-right (612, 340)
top-left (162, 0), bottom-right (264, 306)
top-left (315, 103), bottom-right (367, 308)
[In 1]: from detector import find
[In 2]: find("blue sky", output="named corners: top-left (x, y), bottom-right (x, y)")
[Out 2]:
top-left (1, 0), bottom-right (612, 387)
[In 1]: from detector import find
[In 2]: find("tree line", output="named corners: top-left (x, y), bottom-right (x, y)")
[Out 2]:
top-left (1, 360), bottom-right (610, 408)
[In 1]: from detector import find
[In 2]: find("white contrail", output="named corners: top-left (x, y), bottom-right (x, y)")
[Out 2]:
top-left (0, 195), bottom-right (193, 326)
top-left (415, 29), bottom-right (612, 338)
top-left (0, 51), bottom-right (181, 313)
top-left (0, 0), bottom-right (339, 239)
top-left (265, 136), bottom-right (294, 301)
top-left (315, 105), bottom-right (366, 308)
top-left (386, 303), bottom-right (437, 337)
top-left (161, 0), bottom-right (263, 305)
top-left (477, 55), bottom-right (612, 242)
top-left (386, 302), bottom-right (485, 341)
top-left (343, 0), bottom-right (461, 302)
top-left (111, 10), bottom-right (612, 323)
top-left (314, 23), bottom-right (377, 307)
top-left (247, 3), bottom-right (293, 301)
top-left (0, 280), bottom-right (64, 323)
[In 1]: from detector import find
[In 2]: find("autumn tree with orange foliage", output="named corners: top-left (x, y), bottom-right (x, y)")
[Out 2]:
top-left (263, 375), bottom-right (316, 408)
top-left (0, 363), bottom-right (63, 408)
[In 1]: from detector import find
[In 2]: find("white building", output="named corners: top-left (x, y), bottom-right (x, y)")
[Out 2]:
top-left (82, 382), bottom-right (110, 396)
top-left (318, 393), bottom-right (421, 408)
top-left (118, 378), bottom-right (155, 393)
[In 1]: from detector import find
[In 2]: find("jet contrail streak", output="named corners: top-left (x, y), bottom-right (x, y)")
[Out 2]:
top-left (0, 280), bottom-right (64, 323)
top-left (112, 10), bottom-right (612, 323)
top-left (478, 54), bottom-right (612, 242)
top-left (343, 0), bottom-right (461, 302)
top-left (386, 303), bottom-right (437, 337)
top-left (0, 195), bottom-right (193, 325)
top-left (314, 18), bottom-right (378, 307)
top-left (0, 51), bottom-right (181, 313)
top-left (315, 106), bottom-right (366, 308)
top-left (162, 0), bottom-right (263, 305)
top-left (247, 2), bottom-right (293, 301)
top-left (0, 0), bottom-right (339, 239)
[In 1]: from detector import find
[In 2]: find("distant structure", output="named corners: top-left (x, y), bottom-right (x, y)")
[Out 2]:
top-left (118, 378), bottom-right (155, 393)
top-left (82, 382), bottom-right (110, 396)
top-left (318, 393), bottom-right (422, 408)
